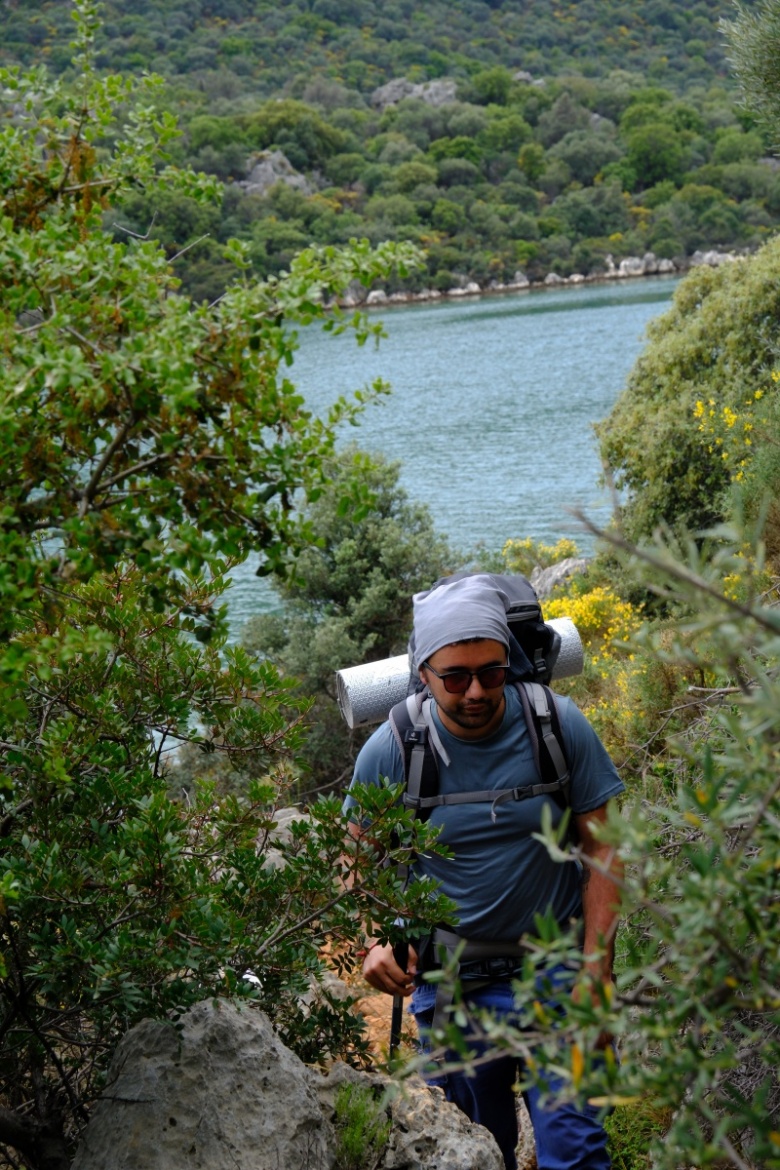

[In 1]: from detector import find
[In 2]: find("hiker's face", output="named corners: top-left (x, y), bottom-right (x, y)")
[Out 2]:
top-left (421, 638), bottom-right (508, 740)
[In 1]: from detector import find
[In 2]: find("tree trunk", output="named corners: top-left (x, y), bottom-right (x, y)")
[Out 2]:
top-left (0, 1108), bottom-right (71, 1170)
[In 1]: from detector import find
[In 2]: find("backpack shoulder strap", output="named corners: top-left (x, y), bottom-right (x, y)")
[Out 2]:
top-left (389, 683), bottom-right (571, 823)
top-left (388, 693), bottom-right (440, 822)
top-left (516, 681), bottom-right (571, 810)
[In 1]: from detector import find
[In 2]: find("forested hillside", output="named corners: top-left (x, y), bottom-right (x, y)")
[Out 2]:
top-left (0, 0), bottom-right (734, 94)
top-left (3, 0), bottom-right (777, 300)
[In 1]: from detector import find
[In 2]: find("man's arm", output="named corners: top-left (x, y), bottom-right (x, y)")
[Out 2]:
top-left (345, 820), bottom-right (418, 997)
top-left (574, 803), bottom-right (623, 987)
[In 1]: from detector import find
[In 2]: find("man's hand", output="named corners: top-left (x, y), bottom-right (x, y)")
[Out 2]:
top-left (363, 942), bottom-right (419, 997)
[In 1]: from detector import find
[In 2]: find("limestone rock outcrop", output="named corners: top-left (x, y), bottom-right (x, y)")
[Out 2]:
top-left (530, 557), bottom-right (590, 599)
top-left (236, 149), bottom-right (312, 197)
top-left (72, 1000), bottom-right (506, 1170)
top-left (371, 78), bottom-right (459, 111)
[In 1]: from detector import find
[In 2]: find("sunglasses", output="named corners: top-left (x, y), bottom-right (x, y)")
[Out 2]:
top-left (422, 662), bottom-right (510, 694)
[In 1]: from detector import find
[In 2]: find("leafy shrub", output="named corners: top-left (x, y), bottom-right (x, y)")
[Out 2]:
top-left (0, 15), bottom-right (437, 1164)
top-left (502, 536), bottom-right (580, 576)
top-left (597, 237), bottom-right (780, 545)
top-left (333, 1082), bottom-right (392, 1170)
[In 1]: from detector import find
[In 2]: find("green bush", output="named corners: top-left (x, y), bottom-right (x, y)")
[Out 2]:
top-left (334, 1082), bottom-right (392, 1170)
top-left (0, 14), bottom-right (442, 1164)
top-left (597, 235), bottom-right (780, 546)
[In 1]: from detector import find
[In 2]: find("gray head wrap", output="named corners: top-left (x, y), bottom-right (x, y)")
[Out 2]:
top-left (411, 574), bottom-right (511, 670)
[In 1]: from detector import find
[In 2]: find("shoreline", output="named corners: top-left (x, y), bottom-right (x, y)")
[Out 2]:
top-left (345, 247), bottom-right (744, 310)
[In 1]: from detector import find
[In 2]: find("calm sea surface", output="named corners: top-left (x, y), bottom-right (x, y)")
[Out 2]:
top-left (226, 276), bottom-right (678, 633)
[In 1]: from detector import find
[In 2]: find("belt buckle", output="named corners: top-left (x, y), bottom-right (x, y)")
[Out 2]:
top-left (486, 956), bottom-right (514, 978)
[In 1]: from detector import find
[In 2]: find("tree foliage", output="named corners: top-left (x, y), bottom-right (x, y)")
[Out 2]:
top-left (596, 234), bottom-right (780, 548)
top-left (0, 0), bottom-right (737, 95)
top-left (724, 0), bottom-right (780, 148)
top-left (0, 7), bottom-right (448, 1167)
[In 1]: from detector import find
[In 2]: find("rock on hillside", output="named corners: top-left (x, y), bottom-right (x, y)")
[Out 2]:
top-left (71, 999), bottom-right (506, 1170)
top-left (371, 78), bottom-right (459, 110)
top-left (236, 149), bottom-right (313, 197)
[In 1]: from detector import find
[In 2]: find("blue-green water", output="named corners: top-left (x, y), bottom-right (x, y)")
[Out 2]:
top-left (227, 276), bottom-right (678, 631)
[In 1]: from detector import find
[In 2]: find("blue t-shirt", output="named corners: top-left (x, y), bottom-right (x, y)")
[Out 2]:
top-left (344, 685), bottom-right (624, 943)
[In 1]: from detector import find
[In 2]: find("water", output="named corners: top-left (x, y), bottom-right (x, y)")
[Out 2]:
top-left (227, 276), bottom-right (678, 632)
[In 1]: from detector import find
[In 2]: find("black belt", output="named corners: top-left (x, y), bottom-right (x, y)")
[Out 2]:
top-left (458, 955), bottom-right (524, 981)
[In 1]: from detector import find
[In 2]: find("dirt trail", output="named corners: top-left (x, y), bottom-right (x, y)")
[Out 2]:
top-left (356, 986), bottom-right (416, 1063)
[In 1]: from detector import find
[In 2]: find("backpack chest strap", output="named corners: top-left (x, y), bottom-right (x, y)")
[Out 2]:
top-left (405, 779), bottom-right (569, 823)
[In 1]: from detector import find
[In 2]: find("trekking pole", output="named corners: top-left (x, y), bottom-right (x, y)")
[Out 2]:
top-left (389, 941), bottom-right (408, 1060)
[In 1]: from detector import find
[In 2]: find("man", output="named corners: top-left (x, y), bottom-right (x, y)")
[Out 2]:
top-left (344, 575), bottom-right (624, 1170)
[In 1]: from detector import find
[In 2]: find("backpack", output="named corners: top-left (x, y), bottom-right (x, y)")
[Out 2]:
top-left (389, 572), bottom-right (572, 826)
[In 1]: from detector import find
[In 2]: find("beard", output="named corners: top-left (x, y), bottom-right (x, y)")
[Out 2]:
top-left (438, 693), bottom-right (504, 734)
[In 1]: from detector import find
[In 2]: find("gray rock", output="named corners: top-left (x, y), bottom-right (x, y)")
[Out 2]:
top-left (237, 149), bottom-right (312, 197)
top-left (71, 1001), bottom-right (328, 1170)
top-left (617, 256), bottom-right (646, 277)
top-left (73, 1001), bottom-right (507, 1170)
top-left (340, 279), bottom-right (369, 307)
top-left (543, 272), bottom-right (565, 285)
top-left (448, 281), bottom-right (482, 296)
top-left (370, 78), bottom-right (417, 107)
top-left (516, 1096), bottom-right (538, 1170)
top-left (371, 78), bottom-right (459, 111)
top-left (385, 1081), bottom-right (505, 1169)
top-left (690, 249), bottom-right (737, 267)
top-left (589, 112), bottom-right (614, 131)
top-left (317, 1062), bottom-right (505, 1170)
top-left (259, 804), bottom-right (310, 870)
top-left (530, 557), bottom-right (590, 599)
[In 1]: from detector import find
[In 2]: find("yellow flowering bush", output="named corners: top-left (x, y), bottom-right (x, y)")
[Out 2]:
top-left (721, 547), bottom-right (776, 604)
top-left (544, 585), bottom-right (639, 648)
top-left (543, 586), bottom-right (645, 761)
top-left (502, 536), bottom-right (580, 576)
top-left (692, 374), bottom-right (777, 483)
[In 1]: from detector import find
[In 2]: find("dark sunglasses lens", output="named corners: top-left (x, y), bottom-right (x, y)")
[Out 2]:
top-left (441, 667), bottom-right (508, 693)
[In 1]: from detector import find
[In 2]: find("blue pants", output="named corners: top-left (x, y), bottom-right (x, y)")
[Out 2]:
top-left (413, 978), bottom-right (611, 1170)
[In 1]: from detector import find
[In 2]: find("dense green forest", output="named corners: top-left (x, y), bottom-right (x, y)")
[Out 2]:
top-left (0, 0), bottom-right (736, 92)
top-left (3, 0), bottom-right (779, 299)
